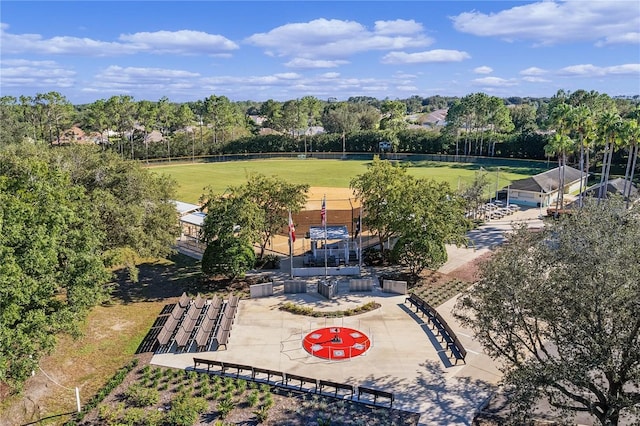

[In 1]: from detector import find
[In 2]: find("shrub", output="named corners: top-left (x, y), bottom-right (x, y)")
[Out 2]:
top-left (125, 383), bottom-right (160, 407)
top-left (217, 396), bottom-right (235, 419)
top-left (254, 405), bottom-right (270, 423)
top-left (279, 301), bottom-right (380, 317)
top-left (165, 392), bottom-right (208, 426)
top-left (247, 390), bottom-right (259, 407)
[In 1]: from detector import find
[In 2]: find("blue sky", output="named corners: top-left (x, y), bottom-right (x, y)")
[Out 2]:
top-left (1, 1), bottom-right (639, 104)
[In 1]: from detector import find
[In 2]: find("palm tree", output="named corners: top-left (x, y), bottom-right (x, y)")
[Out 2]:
top-left (546, 103), bottom-right (574, 211)
top-left (544, 133), bottom-right (574, 212)
top-left (568, 105), bottom-right (594, 207)
top-left (621, 117), bottom-right (639, 207)
top-left (596, 111), bottom-right (622, 201)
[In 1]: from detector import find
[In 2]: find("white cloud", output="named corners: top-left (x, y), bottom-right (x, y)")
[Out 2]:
top-left (394, 72), bottom-right (418, 79)
top-left (396, 85), bottom-right (419, 92)
top-left (474, 66), bottom-right (493, 74)
top-left (284, 58), bottom-right (349, 69)
top-left (119, 30), bottom-right (238, 54)
top-left (472, 76), bottom-right (518, 87)
top-left (273, 72), bottom-right (301, 80)
top-left (520, 67), bottom-right (548, 76)
top-left (451, 1), bottom-right (640, 46)
top-left (0, 24), bottom-right (237, 56)
top-left (558, 63), bottom-right (640, 77)
top-left (374, 19), bottom-right (423, 35)
top-left (381, 49), bottom-right (470, 64)
top-left (320, 72), bottom-right (340, 79)
top-left (246, 18), bottom-right (433, 59)
top-left (90, 66), bottom-right (200, 93)
top-left (522, 76), bottom-right (551, 83)
top-left (0, 59), bottom-right (75, 87)
top-left (596, 32), bottom-right (640, 46)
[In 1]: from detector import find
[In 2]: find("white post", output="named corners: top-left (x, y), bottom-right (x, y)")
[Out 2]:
top-left (495, 167), bottom-right (500, 202)
top-left (75, 387), bottom-right (81, 412)
top-left (288, 210), bottom-right (294, 279)
top-left (358, 206), bottom-right (363, 269)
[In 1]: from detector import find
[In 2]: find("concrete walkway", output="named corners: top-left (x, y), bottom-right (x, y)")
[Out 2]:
top-left (439, 206), bottom-right (542, 274)
top-left (152, 206), bottom-right (546, 425)
top-left (151, 283), bottom-right (501, 425)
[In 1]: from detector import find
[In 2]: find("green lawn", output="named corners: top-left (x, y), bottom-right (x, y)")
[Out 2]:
top-left (150, 158), bottom-right (547, 203)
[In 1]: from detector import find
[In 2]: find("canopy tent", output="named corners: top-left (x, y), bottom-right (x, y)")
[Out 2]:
top-left (306, 225), bottom-right (358, 267)
top-left (308, 225), bottom-right (349, 241)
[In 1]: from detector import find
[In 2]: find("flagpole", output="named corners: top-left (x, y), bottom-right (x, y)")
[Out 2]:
top-left (288, 210), bottom-right (295, 278)
top-left (289, 209), bottom-right (293, 278)
top-left (358, 206), bottom-right (363, 270)
top-left (322, 195), bottom-right (328, 280)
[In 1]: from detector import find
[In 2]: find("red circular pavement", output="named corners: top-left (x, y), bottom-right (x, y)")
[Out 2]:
top-left (302, 327), bottom-right (371, 360)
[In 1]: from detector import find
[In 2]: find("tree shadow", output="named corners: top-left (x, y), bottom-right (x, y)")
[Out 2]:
top-left (403, 160), bottom-right (548, 177)
top-left (345, 360), bottom-right (496, 425)
top-left (109, 253), bottom-right (202, 304)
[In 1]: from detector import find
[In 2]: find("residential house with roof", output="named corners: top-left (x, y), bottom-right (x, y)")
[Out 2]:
top-left (507, 166), bottom-right (586, 207)
top-left (579, 177), bottom-right (639, 202)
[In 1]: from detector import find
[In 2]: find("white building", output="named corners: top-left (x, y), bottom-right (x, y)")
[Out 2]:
top-left (508, 166), bottom-right (586, 207)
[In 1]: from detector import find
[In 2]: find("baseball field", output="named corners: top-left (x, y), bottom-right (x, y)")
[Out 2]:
top-left (150, 158), bottom-right (546, 204)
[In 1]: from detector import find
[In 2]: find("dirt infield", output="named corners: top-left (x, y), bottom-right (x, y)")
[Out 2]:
top-left (304, 186), bottom-right (361, 210)
top-left (292, 187), bottom-right (363, 240)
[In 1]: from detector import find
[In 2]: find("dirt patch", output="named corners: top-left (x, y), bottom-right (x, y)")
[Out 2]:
top-left (445, 251), bottom-right (493, 283)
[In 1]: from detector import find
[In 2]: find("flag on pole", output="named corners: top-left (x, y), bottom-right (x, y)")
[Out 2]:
top-left (288, 210), bottom-right (296, 243)
top-left (320, 196), bottom-right (326, 226)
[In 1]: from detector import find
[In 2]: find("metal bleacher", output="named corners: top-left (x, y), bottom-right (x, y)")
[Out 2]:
top-left (151, 293), bottom-right (240, 353)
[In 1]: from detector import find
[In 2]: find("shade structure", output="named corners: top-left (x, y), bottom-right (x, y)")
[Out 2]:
top-left (308, 225), bottom-right (349, 241)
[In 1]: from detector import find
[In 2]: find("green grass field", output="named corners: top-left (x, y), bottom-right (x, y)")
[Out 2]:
top-left (150, 158), bottom-right (548, 203)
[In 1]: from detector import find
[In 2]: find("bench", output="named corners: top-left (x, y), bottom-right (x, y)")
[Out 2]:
top-left (209, 295), bottom-right (221, 312)
top-left (222, 362), bottom-right (252, 378)
top-left (170, 302), bottom-right (186, 320)
top-left (357, 386), bottom-right (394, 408)
top-left (194, 294), bottom-right (206, 309)
top-left (449, 335), bottom-right (467, 364)
top-left (174, 326), bottom-right (191, 350)
top-left (181, 312), bottom-right (198, 334)
top-left (221, 314), bottom-right (233, 332)
top-left (193, 357), bottom-right (224, 373)
top-left (283, 373), bottom-right (318, 393)
top-left (228, 294), bottom-right (239, 309)
top-left (195, 320), bottom-right (214, 350)
top-left (178, 292), bottom-right (190, 308)
top-left (252, 367), bottom-right (284, 384)
top-left (215, 327), bottom-right (230, 350)
top-left (319, 380), bottom-right (354, 398)
top-left (206, 299), bottom-right (222, 323)
top-left (405, 292), bottom-right (467, 364)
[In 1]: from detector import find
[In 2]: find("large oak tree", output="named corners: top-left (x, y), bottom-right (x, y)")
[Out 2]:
top-left (456, 199), bottom-right (640, 425)
top-left (0, 153), bottom-right (110, 393)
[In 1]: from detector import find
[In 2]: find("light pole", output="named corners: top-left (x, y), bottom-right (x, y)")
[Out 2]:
top-left (342, 132), bottom-right (346, 158)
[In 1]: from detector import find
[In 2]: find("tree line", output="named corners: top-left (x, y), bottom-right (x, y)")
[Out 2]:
top-left (2, 90), bottom-right (637, 166)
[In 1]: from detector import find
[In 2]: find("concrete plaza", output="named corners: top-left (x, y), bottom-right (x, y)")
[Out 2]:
top-left (155, 207), bottom-right (544, 425)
